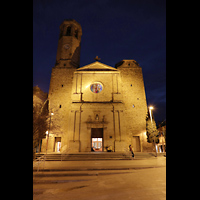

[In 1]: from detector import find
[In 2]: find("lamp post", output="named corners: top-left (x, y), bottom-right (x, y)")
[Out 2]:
top-left (46, 111), bottom-right (54, 154)
top-left (149, 106), bottom-right (157, 157)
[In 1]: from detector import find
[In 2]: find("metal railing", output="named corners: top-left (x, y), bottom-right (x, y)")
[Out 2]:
top-left (33, 155), bottom-right (46, 172)
top-left (123, 148), bottom-right (132, 159)
top-left (61, 148), bottom-right (71, 161)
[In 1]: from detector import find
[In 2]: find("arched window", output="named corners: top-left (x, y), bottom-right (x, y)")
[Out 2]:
top-left (66, 26), bottom-right (71, 36)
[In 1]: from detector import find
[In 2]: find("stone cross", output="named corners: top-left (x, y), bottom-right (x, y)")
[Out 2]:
top-left (94, 56), bottom-right (101, 61)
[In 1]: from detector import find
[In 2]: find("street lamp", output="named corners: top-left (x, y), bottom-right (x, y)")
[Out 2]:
top-left (149, 106), bottom-right (153, 111)
top-left (149, 106), bottom-right (157, 157)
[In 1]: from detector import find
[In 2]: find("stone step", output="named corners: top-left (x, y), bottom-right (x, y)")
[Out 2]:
top-left (35, 152), bottom-right (132, 161)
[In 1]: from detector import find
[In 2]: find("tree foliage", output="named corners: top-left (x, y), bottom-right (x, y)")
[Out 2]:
top-left (146, 111), bottom-right (159, 144)
top-left (158, 120), bottom-right (166, 149)
top-left (33, 86), bottom-right (48, 157)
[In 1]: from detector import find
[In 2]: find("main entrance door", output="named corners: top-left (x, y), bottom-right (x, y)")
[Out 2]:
top-left (91, 128), bottom-right (103, 152)
top-left (54, 137), bottom-right (61, 152)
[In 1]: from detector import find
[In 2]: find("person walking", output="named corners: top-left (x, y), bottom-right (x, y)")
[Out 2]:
top-left (129, 145), bottom-right (135, 159)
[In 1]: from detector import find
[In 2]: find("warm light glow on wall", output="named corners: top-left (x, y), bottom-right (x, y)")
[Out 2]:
top-left (85, 84), bottom-right (90, 89)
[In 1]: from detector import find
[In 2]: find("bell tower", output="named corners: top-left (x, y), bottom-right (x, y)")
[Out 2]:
top-left (47, 20), bottom-right (82, 153)
top-left (55, 19), bottom-right (82, 68)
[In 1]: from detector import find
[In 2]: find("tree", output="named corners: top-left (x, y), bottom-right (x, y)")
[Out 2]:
top-left (33, 86), bottom-right (48, 158)
top-left (158, 120), bottom-right (166, 152)
top-left (146, 110), bottom-right (159, 154)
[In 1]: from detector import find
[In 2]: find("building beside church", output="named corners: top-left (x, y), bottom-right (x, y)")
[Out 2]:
top-left (41, 19), bottom-right (151, 153)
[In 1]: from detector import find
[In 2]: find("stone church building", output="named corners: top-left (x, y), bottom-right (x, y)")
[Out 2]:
top-left (41, 19), bottom-right (151, 153)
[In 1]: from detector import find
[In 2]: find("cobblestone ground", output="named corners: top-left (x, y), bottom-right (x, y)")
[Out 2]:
top-left (33, 157), bottom-right (166, 200)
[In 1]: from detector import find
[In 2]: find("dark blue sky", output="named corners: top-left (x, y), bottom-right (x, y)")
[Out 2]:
top-left (33, 0), bottom-right (166, 123)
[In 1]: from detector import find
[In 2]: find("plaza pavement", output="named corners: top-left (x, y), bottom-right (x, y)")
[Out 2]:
top-left (33, 153), bottom-right (166, 200)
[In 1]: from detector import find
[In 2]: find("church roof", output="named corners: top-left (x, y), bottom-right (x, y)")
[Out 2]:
top-left (77, 61), bottom-right (118, 71)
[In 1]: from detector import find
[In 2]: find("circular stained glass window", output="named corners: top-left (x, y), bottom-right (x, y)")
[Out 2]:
top-left (90, 82), bottom-right (103, 93)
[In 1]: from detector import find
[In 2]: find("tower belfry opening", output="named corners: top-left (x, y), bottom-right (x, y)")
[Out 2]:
top-left (66, 26), bottom-right (71, 36)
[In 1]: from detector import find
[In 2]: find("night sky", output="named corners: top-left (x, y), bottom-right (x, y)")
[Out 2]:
top-left (33, 0), bottom-right (166, 123)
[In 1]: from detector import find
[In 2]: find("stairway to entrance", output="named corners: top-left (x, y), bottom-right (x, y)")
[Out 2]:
top-left (35, 152), bottom-right (132, 161)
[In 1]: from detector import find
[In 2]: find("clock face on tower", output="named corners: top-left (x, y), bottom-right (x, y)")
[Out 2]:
top-left (64, 44), bottom-right (70, 50)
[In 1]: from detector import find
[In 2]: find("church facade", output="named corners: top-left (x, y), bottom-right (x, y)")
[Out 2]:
top-left (41, 19), bottom-right (151, 153)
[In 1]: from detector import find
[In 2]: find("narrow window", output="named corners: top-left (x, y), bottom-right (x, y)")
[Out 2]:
top-left (66, 27), bottom-right (71, 36)
top-left (59, 105), bottom-right (62, 108)
top-left (75, 29), bottom-right (78, 38)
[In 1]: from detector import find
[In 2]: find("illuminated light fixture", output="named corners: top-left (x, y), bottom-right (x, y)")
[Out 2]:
top-left (149, 106), bottom-right (153, 110)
